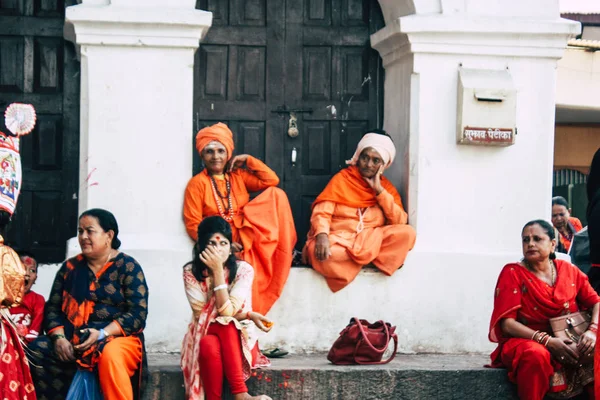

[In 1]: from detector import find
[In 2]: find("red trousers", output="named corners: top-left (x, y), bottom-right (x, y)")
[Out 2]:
top-left (500, 340), bottom-right (553, 400)
top-left (200, 322), bottom-right (247, 400)
top-left (501, 339), bottom-right (595, 400)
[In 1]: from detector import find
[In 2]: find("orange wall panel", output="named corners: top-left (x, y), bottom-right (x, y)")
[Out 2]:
top-left (554, 125), bottom-right (600, 173)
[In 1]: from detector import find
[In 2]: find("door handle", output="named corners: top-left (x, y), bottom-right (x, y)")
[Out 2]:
top-left (271, 105), bottom-right (313, 114)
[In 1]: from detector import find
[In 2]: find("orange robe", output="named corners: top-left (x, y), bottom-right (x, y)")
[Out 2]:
top-left (183, 156), bottom-right (297, 314)
top-left (303, 166), bottom-right (416, 292)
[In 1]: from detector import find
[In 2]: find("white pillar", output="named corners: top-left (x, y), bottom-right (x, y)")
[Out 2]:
top-left (62, 2), bottom-right (212, 350)
top-left (368, 5), bottom-right (580, 352)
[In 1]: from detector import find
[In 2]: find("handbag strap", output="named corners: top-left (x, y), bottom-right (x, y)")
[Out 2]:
top-left (354, 318), bottom-right (390, 354)
top-left (351, 317), bottom-right (398, 365)
top-left (355, 333), bottom-right (399, 365)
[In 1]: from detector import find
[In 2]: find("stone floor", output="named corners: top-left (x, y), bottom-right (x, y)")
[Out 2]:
top-left (143, 353), bottom-right (519, 400)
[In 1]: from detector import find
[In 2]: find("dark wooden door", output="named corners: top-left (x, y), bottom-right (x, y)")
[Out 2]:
top-left (282, 0), bottom-right (384, 247)
top-left (193, 0), bottom-right (286, 174)
top-left (194, 0), bottom-right (384, 250)
top-left (0, 0), bottom-right (80, 262)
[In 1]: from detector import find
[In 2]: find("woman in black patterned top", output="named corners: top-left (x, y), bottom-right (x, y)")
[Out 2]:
top-left (29, 208), bottom-right (149, 400)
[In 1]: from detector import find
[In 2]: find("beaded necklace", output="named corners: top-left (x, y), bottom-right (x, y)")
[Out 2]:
top-left (210, 175), bottom-right (234, 221)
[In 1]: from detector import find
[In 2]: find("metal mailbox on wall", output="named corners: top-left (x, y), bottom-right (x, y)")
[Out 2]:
top-left (456, 67), bottom-right (517, 146)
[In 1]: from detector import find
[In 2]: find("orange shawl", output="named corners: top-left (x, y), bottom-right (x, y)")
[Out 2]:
top-left (313, 166), bottom-right (400, 208)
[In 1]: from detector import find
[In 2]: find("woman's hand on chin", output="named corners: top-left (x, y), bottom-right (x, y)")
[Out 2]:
top-left (200, 246), bottom-right (225, 273)
top-left (363, 166), bottom-right (384, 195)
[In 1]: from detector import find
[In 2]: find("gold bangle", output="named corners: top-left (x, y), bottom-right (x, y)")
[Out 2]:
top-left (217, 299), bottom-right (231, 314)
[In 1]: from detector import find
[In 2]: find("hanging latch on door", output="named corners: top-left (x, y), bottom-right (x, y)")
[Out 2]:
top-left (271, 105), bottom-right (313, 114)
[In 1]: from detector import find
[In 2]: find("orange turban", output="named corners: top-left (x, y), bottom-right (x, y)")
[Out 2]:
top-left (195, 122), bottom-right (235, 161)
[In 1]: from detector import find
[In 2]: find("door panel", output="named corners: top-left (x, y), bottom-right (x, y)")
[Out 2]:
top-left (0, 0), bottom-right (79, 262)
top-left (194, 0), bottom-right (285, 176)
top-left (194, 0), bottom-right (384, 252)
top-left (283, 0), bottom-right (384, 249)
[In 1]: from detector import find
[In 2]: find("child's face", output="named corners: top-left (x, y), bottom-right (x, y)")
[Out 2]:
top-left (21, 256), bottom-right (37, 293)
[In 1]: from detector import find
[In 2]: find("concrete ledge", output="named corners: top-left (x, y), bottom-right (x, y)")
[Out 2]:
top-left (262, 250), bottom-right (513, 354)
top-left (143, 353), bottom-right (518, 400)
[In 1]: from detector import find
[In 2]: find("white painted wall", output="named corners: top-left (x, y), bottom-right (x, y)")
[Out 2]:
top-left (410, 54), bottom-right (558, 254)
top-left (59, 2), bottom-right (210, 352)
top-left (365, 2), bottom-right (577, 355)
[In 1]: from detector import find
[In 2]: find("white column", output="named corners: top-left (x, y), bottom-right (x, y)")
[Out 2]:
top-left (367, 6), bottom-right (580, 351)
top-left (61, 2), bottom-right (212, 350)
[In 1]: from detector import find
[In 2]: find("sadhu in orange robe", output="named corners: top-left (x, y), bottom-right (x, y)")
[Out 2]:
top-left (303, 166), bottom-right (416, 292)
top-left (183, 155), bottom-right (297, 315)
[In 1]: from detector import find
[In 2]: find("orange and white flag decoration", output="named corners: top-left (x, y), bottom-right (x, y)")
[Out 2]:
top-left (0, 103), bottom-right (36, 215)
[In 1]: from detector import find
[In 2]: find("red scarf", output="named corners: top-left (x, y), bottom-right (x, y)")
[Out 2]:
top-left (489, 259), bottom-right (599, 344)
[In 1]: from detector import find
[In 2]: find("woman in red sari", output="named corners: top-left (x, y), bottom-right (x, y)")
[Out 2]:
top-left (489, 219), bottom-right (600, 400)
top-left (552, 196), bottom-right (583, 253)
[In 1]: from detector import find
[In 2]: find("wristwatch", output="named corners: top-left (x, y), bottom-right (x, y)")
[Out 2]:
top-left (98, 328), bottom-right (109, 341)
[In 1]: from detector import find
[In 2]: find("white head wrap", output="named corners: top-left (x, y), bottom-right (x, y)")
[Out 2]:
top-left (345, 133), bottom-right (396, 170)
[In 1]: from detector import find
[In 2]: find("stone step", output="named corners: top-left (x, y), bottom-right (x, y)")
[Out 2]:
top-left (143, 353), bottom-right (518, 400)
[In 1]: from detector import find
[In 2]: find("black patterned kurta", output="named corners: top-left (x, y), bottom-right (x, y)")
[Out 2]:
top-left (29, 252), bottom-right (149, 400)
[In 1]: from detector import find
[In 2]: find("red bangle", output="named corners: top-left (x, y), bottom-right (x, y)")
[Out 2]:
top-left (588, 324), bottom-right (598, 334)
top-left (543, 335), bottom-right (552, 347)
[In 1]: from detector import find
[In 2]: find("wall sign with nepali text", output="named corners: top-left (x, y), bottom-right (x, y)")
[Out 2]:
top-left (459, 127), bottom-right (515, 146)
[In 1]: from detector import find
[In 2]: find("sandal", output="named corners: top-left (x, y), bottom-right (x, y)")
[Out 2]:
top-left (263, 348), bottom-right (289, 358)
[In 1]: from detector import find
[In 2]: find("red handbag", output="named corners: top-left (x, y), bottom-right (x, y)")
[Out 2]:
top-left (327, 317), bottom-right (398, 365)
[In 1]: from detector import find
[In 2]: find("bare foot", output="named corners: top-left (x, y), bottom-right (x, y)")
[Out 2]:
top-left (233, 393), bottom-right (272, 400)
